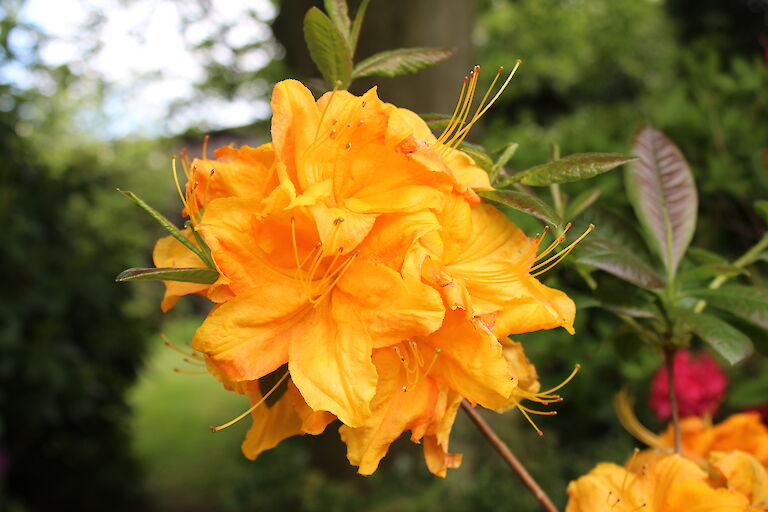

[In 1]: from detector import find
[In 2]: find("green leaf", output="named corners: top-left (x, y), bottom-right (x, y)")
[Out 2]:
top-left (324, 0), bottom-right (351, 44)
top-left (755, 199), bottom-right (768, 224)
top-left (479, 190), bottom-right (560, 226)
top-left (258, 364), bottom-right (290, 408)
top-left (459, 142), bottom-right (493, 173)
top-left (594, 280), bottom-right (659, 318)
top-left (349, 0), bottom-right (371, 54)
top-left (687, 247), bottom-right (731, 266)
top-left (684, 312), bottom-right (753, 365)
top-left (420, 113), bottom-right (452, 132)
top-left (575, 237), bottom-right (665, 289)
top-left (626, 126), bottom-right (698, 279)
top-left (351, 47), bottom-right (454, 79)
top-left (115, 267), bottom-right (219, 284)
top-left (509, 153), bottom-right (635, 186)
top-left (303, 7), bottom-right (353, 88)
top-left (491, 142), bottom-right (519, 184)
top-left (679, 264), bottom-right (745, 282)
top-left (118, 189), bottom-right (211, 268)
top-left (691, 285), bottom-right (768, 331)
top-left (564, 188), bottom-right (602, 222)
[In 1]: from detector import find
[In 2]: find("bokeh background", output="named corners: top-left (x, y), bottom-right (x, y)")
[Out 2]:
top-left (1, 0), bottom-right (767, 510)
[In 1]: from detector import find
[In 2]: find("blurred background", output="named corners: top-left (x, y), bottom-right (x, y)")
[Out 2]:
top-left (1, 0), bottom-right (767, 510)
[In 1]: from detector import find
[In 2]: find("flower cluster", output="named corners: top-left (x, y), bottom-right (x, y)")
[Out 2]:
top-left (567, 412), bottom-right (768, 510)
top-left (154, 78), bottom-right (577, 475)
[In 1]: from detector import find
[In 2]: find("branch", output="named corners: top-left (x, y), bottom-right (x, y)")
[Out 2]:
top-left (461, 400), bottom-right (559, 512)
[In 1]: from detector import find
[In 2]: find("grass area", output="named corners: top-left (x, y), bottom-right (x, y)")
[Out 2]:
top-left (129, 315), bottom-right (252, 511)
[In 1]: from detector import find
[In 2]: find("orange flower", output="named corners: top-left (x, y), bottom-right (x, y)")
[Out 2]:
top-left (710, 450), bottom-right (768, 509)
top-left (658, 413), bottom-right (768, 464)
top-left (566, 454), bottom-right (750, 512)
top-left (420, 194), bottom-right (576, 337)
top-left (152, 72), bottom-right (579, 475)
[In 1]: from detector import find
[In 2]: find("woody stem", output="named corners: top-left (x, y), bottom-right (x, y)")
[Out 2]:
top-left (664, 347), bottom-right (682, 454)
top-left (461, 400), bottom-right (559, 512)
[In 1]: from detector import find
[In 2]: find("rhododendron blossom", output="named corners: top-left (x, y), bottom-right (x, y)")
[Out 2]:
top-left (152, 74), bottom-right (579, 475)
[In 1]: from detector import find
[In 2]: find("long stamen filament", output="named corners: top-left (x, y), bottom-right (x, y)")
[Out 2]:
top-left (172, 157), bottom-right (189, 213)
top-left (534, 223), bottom-right (571, 263)
top-left (162, 333), bottom-right (201, 359)
top-left (211, 371), bottom-right (290, 433)
top-left (174, 368), bottom-right (207, 375)
top-left (450, 60), bottom-right (521, 149)
top-left (448, 66), bottom-right (506, 150)
top-left (441, 66), bottom-right (480, 152)
top-left (435, 77), bottom-right (469, 145)
top-left (531, 225), bottom-right (594, 276)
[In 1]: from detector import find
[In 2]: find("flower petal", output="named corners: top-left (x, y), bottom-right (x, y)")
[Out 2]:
top-left (288, 297), bottom-right (378, 428)
top-left (335, 259), bottom-right (445, 349)
top-left (339, 347), bottom-right (438, 475)
top-left (271, 79), bottom-right (320, 187)
top-left (419, 309), bottom-right (515, 409)
top-left (192, 289), bottom-right (309, 382)
top-left (240, 381), bottom-right (304, 460)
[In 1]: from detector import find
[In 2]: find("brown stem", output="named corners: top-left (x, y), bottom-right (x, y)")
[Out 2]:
top-left (664, 348), bottom-right (682, 454)
top-left (461, 400), bottom-right (559, 512)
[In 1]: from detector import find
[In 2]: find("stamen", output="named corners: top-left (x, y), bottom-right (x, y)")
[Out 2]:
top-left (435, 75), bottom-right (468, 145)
top-left (202, 135), bottom-right (209, 160)
top-left (441, 66), bottom-right (479, 151)
top-left (539, 364), bottom-right (580, 396)
top-left (514, 400), bottom-right (544, 436)
top-left (449, 60), bottom-right (521, 149)
top-left (535, 223), bottom-right (571, 263)
top-left (531, 224), bottom-right (594, 276)
top-left (315, 81), bottom-right (342, 141)
top-left (447, 65), bottom-right (505, 150)
top-left (162, 333), bottom-right (201, 359)
top-left (174, 368), bottom-right (207, 375)
top-left (290, 217), bottom-right (301, 270)
top-left (172, 157), bottom-right (189, 213)
top-left (211, 371), bottom-right (289, 432)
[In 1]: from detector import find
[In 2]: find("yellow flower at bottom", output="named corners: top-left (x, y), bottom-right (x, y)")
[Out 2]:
top-left (566, 454), bottom-right (749, 512)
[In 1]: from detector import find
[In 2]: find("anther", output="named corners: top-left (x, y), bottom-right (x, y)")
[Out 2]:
top-left (345, 143), bottom-right (352, 150)
top-left (361, 101), bottom-right (367, 107)
top-left (346, 122), bottom-right (351, 128)
top-left (330, 129), bottom-right (337, 137)
top-left (333, 217), bottom-right (345, 225)
top-left (358, 119), bottom-right (364, 126)
top-left (332, 118), bottom-right (338, 124)
top-left (402, 386), bottom-right (407, 392)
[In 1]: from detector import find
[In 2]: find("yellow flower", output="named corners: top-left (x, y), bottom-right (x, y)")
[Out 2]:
top-left (710, 450), bottom-right (768, 509)
top-left (566, 454), bottom-right (750, 512)
top-left (657, 413), bottom-right (768, 464)
top-left (154, 71), bottom-right (579, 475)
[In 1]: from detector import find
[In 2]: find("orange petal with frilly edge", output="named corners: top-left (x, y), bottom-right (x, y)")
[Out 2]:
top-left (335, 259), bottom-right (445, 349)
top-left (419, 309), bottom-right (515, 410)
top-left (339, 347), bottom-right (438, 475)
top-left (270, 79), bottom-right (320, 187)
top-left (288, 297), bottom-right (378, 428)
top-left (240, 381), bottom-right (303, 461)
top-left (192, 288), bottom-right (309, 382)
